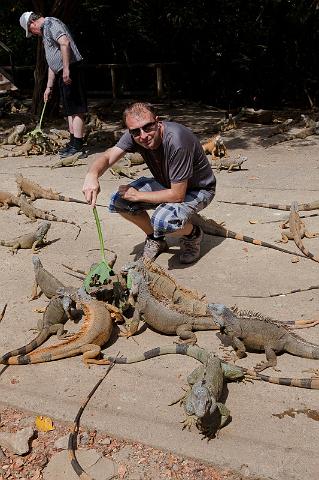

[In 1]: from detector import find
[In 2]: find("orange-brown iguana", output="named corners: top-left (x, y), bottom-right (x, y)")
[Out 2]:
top-left (218, 199), bottom-right (319, 211)
top-left (286, 201), bottom-right (319, 262)
top-left (0, 191), bottom-right (20, 209)
top-left (1, 288), bottom-right (114, 366)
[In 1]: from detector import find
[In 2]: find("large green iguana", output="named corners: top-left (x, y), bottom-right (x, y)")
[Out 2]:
top-left (103, 345), bottom-right (319, 438)
top-left (0, 221), bottom-right (51, 254)
top-left (107, 344), bottom-right (246, 436)
top-left (104, 345), bottom-right (319, 390)
top-left (209, 303), bottom-right (319, 372)
top-left (0, 294), bottom-right (74, 364)
top-left (189, 212), bottom-right (305, 258)
top-left (1, 288), bottom-right (113, 366)
top-left (15, 195), bottom-right (81, 239)
top-left (121, 259), bottom-right (220, 344)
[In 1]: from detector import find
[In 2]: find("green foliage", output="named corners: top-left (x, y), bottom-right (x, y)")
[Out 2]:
top-left (1, 0), bottom-right (319, 107)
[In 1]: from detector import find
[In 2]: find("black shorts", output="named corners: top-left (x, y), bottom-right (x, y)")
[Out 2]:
top-left (58, 62), bottom-right (87, 116)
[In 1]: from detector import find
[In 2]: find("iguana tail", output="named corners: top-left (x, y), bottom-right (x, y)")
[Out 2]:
top-left (55, 194), bottom-right (107, 208)
top-left (68, 359), bottom-right (116, 480)
top-left (0, 328), bottom-right (52, 363)
top-left (251, 371), bottom-right (319, 389)
top-left (218, 200), bottom-right (319, 211)
top-left (104, 344), bottom-right (210, 364)
top-left (285, 333), bottom-right (319, 359)
top-left (190, 213), bottom-right (305, 258)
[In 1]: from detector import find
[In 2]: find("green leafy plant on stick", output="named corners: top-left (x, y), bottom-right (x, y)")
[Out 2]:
top-left (83, 207), bottom-right (114, 292)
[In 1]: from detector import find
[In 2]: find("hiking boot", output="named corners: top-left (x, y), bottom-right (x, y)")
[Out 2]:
top-left (179, 226), bottom-right (203, 264)
top-left (143, 237), bottom-right (168, 261)
top-left (58, 142), bottom-right (73, 157)
top-left (60, 145), bottom-right (86, 159)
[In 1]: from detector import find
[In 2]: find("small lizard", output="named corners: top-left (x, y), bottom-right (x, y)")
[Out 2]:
top-left (190, 212), bottom-right (306, 258)
top-left (217, 199), bottom-right (319, 211)
top-left (2, 288), bottom-right (113, 365)
top-left (212, 154), bottom-right (247, 172)
top-left (15, 173), bottom-right (105, 206)
top-left (284, 201), bottom-right (319, 262)
top-left (16, 195), bottom-right (81, 239)
top-left (0, 221), bottom-right (50, 254)
top-left (0, 295), bottom-right (74, 364)
top-left (0, 191), bottom-right (20, 209)
top-left (209, 303), bottom-right (319, 372)
top-left (50, 152), bottom-right (87, 169)
top-left (30, 256), bottom-right (67, 300)
top-left (104, 344), bottom-right (319, 391)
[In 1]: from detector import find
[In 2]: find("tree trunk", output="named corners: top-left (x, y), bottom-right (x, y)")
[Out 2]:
top-left (31, 0), bottom-right (78, 117)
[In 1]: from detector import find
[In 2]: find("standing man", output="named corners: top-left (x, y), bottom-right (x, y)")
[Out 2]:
top-left (19, 11), bottom-right (87, 158)
top-left (82, 102), bottom-right (216, 264)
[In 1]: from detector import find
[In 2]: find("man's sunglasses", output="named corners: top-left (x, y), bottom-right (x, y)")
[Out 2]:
top-left (129, 121), bottom-right (157, 137)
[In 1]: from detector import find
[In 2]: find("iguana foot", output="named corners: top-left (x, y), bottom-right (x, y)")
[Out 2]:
top-left (181, 414), bottom-right (197, 431)
top-left (288, 319), bottom-right (319, 329)
top-left (254, 361), bottom-right (280, 373)
top-left (302, 368), bottom-right (319, 378)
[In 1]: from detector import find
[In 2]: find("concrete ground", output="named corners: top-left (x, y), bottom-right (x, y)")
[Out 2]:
top-left (0, 103), bottom-right (318, 480)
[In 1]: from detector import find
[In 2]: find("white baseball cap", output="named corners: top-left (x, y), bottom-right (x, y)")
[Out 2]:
top-left (19, 11), bottom-right (34, 38)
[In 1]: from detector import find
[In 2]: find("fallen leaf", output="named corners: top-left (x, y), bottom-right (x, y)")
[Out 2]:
top-left (35, 416), bottom-right (55, 432)
top-left (248, 176), bottom-right (260, 180)
top-left (118, 464), bottom-right (127, 479)
top-left (249, 219), bottom-right (259, 224)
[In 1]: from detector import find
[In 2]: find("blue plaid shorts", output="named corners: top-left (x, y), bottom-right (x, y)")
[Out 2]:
top-left (109, 177), bottom-right (215, 237)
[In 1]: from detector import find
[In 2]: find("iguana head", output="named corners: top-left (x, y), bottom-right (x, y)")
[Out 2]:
top-left (185, 381), bottom-right (215, 419)
top-left (37, 221), bottom-right (51, 236)
top-left (32, 255), bottom-right (42, 268)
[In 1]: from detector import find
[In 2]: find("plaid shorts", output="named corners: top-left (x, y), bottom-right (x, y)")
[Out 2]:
top-left (109, 177), bottom-right (215, 237)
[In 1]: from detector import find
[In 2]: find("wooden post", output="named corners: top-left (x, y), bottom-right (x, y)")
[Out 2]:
top-left (156, 64), bottom-right (163, 97)
top-left (110, 65), bottom-right (117, 99)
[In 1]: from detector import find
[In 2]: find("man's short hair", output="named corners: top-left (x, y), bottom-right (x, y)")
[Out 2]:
top-left (122, 102), bottom-right (157, 126)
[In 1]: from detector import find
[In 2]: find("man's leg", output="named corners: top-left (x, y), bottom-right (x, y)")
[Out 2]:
top-left (118, 211), bottom-right (153, 235)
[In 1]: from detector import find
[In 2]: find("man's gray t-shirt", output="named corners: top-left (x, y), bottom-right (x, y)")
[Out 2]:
top-left (115, 121), bottom-right (215, 191)
top-left (42, 17), bottom-right (83, 74)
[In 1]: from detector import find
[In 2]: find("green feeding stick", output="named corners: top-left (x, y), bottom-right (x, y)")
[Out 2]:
top-left (83, 207), bottom-right (114, 292)
top-left (29, 101), bottom-right (47, 137)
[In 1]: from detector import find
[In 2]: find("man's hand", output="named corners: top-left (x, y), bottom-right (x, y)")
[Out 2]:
top-left (63, 67), bottom-right (71, 85)
top-left (82, 173), bottom-right (100, 207)
top-left (44, 87), bottom-right (52, 102)
top-left (119, 185), bottom-right (140, 202)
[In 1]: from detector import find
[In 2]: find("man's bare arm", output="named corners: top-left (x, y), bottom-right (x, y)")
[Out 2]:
top-left (57, 35), bottom-right (71, 84)
top-left (82, 146), bottom-right (125, 206)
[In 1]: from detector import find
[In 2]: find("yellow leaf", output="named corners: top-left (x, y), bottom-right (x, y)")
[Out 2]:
top-left (35, 415), bottom-right (55, 432)
top-left (249, 219), bottom-right (259, 224)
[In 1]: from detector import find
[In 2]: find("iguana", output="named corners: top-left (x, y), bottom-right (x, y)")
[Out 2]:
top-left (202, 134), bottom-right (227, 157)
top-left (283, 201), bottom-right (319, 262)
top-left (0, 191), bottom-right (20, 209)
top-left (0, 294), bottom-right (74, 364)
top-left (266, 123), bottom-right (319, 147)
top-left (217, 199), bottom-right (319, 211)
top-left (106, 344), bottom-right (245, 436)
top-left (279, 201), bottom-right (319, 244)
top-left (30, 256), bottom-right (67, 300)
top-left (1, 124), bottom-right (26, 145)
top-left (0, 221), bottom-right (50, 254)
top-left (15, 195), bottom-right (81, 239)
top-left (50, 152), bottom-right (87, 169)
top-left (189, 212), bottom-right (305, 258)
top-left (212, 155), bottom-right (247, 172)
top-left (209, 303), bottom-right (319, 372)
top-left (121, 261), bottom-right (220, 344)
top-left (103, 344), bottom-right (319, 393)
top-left (1, 288), bottom-right (113, 365)
top-left (15, 173), bottom-right (104, 206)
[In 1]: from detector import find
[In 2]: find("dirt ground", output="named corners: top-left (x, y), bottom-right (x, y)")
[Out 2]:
top-left (0, 101), bottom-right (319, 480)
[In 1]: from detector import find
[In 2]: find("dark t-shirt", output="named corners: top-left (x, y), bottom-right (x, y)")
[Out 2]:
top-left (115, 121), bottom-right (215, 191)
